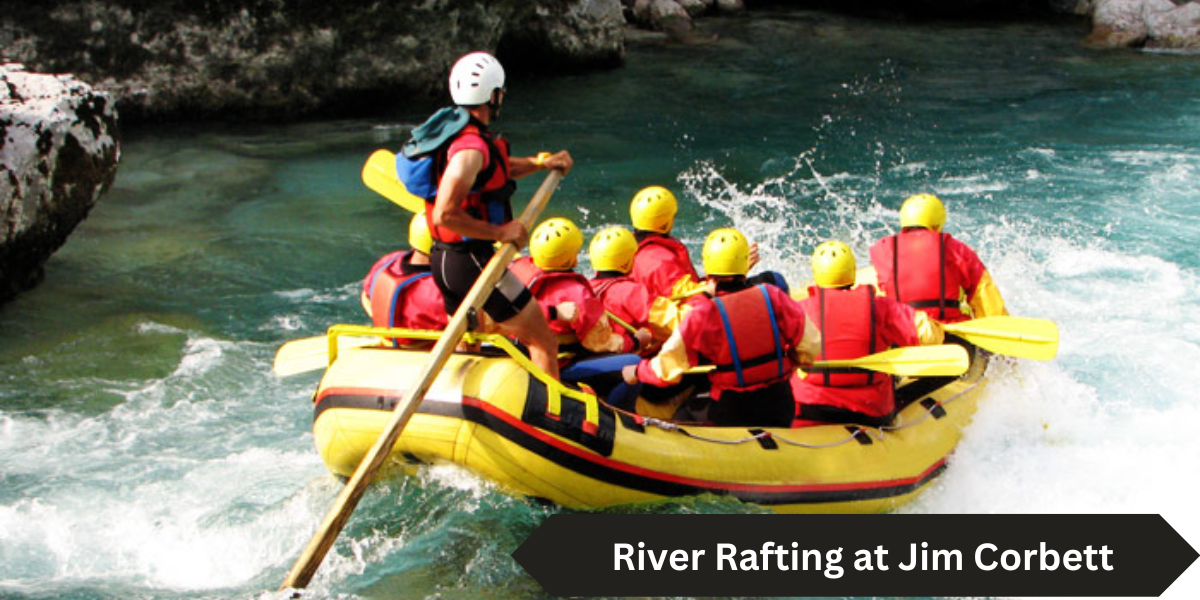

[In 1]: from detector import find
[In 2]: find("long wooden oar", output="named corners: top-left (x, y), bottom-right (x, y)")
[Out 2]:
top-left (362, 149), bottom-right (425, 212)
top-left (281, 169), bottom-right (564, 591)
top-left (686, 344), bottom-right (970, 378)
top-left (273, 333), bottom-right (381, 377)
top-left (942, 316), bottom-right (1059, 361)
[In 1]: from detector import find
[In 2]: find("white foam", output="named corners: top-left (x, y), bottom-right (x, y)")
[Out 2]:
top-left (0, 439), bottom-right (326, 592)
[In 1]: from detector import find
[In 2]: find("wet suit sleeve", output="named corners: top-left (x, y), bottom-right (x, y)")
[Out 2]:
top-left (877, 298), bottom-right (935, 348)
top-left (635, 326), bottom-right (695, 387)
top-left (968, 270), bottom-right (1008, 319)
top-left (636, 300), bottom-right (720, 387)
top-left (947, 235), bottom-right (1007, 319)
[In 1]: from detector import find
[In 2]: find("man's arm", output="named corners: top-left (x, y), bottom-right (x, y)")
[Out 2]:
top-left (431, 149), bottom-right (528, 246)
top-left (509, 150), bottom-right (573, 179)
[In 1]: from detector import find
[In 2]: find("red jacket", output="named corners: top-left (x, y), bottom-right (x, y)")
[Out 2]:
top-left (362, 250), bottom-right (448, 343)
top-left (869, 230), bottom-right (987, 323)
top-left (589, 274), bottom-right (651, 332)
top-left (510, 256), bottom-right (619, 349)
top-left (793, 285), bottom-right (921, 420)
top-left (631, 234), bottom-right (700, 299)
top-left (637, 284), bottom-right (807, 401)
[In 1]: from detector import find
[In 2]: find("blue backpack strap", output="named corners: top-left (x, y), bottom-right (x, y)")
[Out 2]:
top-left (712, 296), bottom-right (746, 388)
top-left (387, 272), bottom-right (433, 333)
top-left (756, 284), bottom-right (786, 378)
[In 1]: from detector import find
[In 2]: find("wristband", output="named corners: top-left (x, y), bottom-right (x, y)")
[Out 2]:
top-left (535, 152), bottom-right (552, 167)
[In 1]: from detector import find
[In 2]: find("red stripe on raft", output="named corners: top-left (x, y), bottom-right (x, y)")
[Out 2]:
top-left (459, 396), bottom-right (946, 496)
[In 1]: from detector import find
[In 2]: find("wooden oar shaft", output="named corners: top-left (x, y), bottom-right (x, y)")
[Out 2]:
top-left (281, 169), bottom-right (563, 591)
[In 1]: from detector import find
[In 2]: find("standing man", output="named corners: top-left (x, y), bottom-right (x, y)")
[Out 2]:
top-left (426, 51), bottom-right (573, 379)
top-left (869, 194), bottom-right (1007, 323)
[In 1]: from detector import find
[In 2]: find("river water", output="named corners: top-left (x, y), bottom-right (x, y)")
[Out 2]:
top-left (2, 8), bottom-right (1199, 599)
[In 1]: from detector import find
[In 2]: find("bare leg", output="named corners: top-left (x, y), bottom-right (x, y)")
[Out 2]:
top-left (494, 301), bottom-right (560, 381)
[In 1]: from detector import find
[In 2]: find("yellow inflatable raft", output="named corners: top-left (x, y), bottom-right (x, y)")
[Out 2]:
top-left (309, 324), bottom-right (990, 514)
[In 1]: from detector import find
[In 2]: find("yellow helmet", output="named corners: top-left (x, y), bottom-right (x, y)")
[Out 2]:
top-left (588, 226), bottom-right (638, 274)
top-left (409, 210), bottom-right (433, 255)
top-left (899, 193), bottom-right (946, 231)
top-left (811, 240), bottom-right (857, 288)
top-left (629, 185), bottom-right (678, 234)
top-left (702, 228), bottom-right (750, 277)
top-left (530, 218), bottom-right (584, 270)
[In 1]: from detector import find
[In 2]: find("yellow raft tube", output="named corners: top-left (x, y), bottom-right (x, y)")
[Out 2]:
top-left (311, 324), bottom-right (989, 514)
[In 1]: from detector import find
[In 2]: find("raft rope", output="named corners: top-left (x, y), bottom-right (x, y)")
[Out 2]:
top-left (634, 378), bottom-right (982, 449)
top-left (879, 379), bottom-right (981, 433)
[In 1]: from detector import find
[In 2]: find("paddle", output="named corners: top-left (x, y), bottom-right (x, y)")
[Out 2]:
top-left (686, 344), bottom-right (970, 378)
top-left (941, 316), bottom-right (1059, 361)
top-left (605, 310), bottom-right (637, 336)
top-left (273, 333), bottom-right (382, 377)
top-left (280, 169), bottom-right (564, 591)
top-left (361, 149), bottom-right (425, 212)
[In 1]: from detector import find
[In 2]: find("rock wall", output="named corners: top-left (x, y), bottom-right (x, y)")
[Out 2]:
top-left (1, 64), bottom-right (120, 303)
top-left (0, 0), bottom-right (627, 122)
top-left (1085, 0), bottom-right (1200, 48)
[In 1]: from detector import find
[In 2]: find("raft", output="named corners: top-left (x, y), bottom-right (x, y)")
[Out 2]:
top-left (309, 324), bottom-right (990, 514)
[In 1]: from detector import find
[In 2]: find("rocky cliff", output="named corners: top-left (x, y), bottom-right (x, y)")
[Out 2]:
top-left (0, 0), bottom-right (628, 122)
top-left (1, 64), bottom-right (120, 303)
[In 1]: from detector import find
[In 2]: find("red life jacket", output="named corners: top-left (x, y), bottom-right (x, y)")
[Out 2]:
top-left (706, 285), bottom-right (789, 390)
top-left (425, 122), bottom-right (515, 244)
top-left (632, 235), bottom-right (699, 298)
top-left (589, 275), bottom-right (625, 297)
top-left (590, 275), bottom-right (647, 325)
top-left (366, 252), bottom-right (436, 330)
top-left (876, 230), bottom-right (965, 321)
top-left (363, 250), bottom-right (406, 303)
top-left (800, 286), bottom-right (877, 388)
top-left (510, 257), bottom-right (603, 338)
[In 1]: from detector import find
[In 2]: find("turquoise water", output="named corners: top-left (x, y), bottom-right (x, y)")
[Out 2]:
top-left (3, 8), bottom-right (1200, 599)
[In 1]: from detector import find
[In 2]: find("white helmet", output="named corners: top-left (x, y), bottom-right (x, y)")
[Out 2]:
top-left (449, 52), bottom-right (505, 106)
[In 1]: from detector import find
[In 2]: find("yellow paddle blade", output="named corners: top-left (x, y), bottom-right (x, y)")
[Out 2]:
top-left (943, 316), bottom-right (1059, 361)
top-left (273, 334), bottom-right (381, 377)
top-left (684, 344), bottom-right (969, 378)
top-left (361, 149), bottom-right (425, 213)
top-left (814, 344), bottom-right (970, 378)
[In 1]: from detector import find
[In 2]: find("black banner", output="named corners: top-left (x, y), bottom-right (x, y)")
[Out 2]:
top-left (511, 514), bottom-right (1197, 597)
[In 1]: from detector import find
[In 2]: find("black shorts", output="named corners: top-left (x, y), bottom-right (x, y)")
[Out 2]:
top-left (710, 378), bottom-right (796, 428)
top-left (431, 241), bottom-right (533, 323)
